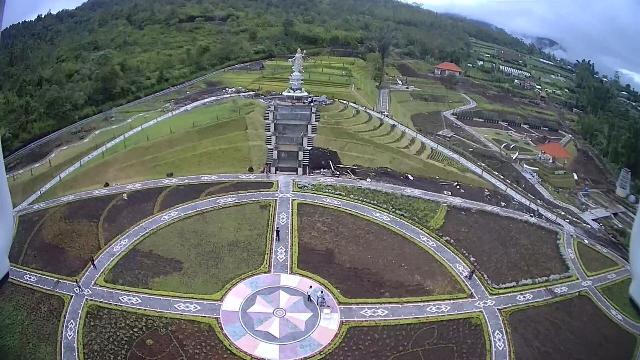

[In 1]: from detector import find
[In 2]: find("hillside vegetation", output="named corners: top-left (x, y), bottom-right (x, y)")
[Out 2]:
top-left (0, 0), bottom-right (534, 153)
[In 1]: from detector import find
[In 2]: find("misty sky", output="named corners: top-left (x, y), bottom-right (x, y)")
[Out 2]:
top-left (2, 0), bottom-right (639, 87)
top-left (408, 0), bottom-right (640, 88)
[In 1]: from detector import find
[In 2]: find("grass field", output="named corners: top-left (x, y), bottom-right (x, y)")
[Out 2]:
top-left (104, 202), bottom-right (272, 296)
top-left (40, 99), bottom-right (266, 200)
top-left (390, 78), bottom-right (465, 129)
top-left (8, 109), bottom-right (167, 205)
top-left (0, 282), bottom-right (66, 360)
top-left (316, 103), bottom-right (487, 187)
top-left (575, 241), bottom-right (620, 275)
top-left (600, 278), bottom-right (640, 323)
top-left (214, 56), bottom-right (378, 108)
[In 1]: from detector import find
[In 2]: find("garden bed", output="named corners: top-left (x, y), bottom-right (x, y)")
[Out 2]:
top-left (101, 187), bottom-right (166, 244)
top-left (12, 195), bottom-right (116, 276)
top-left (599, 278), bottom-right (640, 323)
top-left (438, 207), bottom-right (569, 287)
top-left (295, 203), bottom-right (465, 300)
top-left (104, 202), bottom-right (272, 296)
top-left (321, 317), bottom-right (486, 359)
top-left (576, 241), bottom-right (619, 275)
top-left (82, 304), bottom-right (237, 360)
top-left (0, 283), bottom-right (66, 360)
top-left (507, 295), bottom-right (636, 360)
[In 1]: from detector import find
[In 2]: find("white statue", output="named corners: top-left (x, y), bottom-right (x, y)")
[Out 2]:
top-left (283, 48), bottom-right (308, 97)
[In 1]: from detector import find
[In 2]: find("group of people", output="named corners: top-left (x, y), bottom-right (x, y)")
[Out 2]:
top-left (306, 285), bottom-right (327, 307)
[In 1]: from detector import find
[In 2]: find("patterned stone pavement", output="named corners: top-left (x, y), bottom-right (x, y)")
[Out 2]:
top-left (9, 174), bottom-right (640, 360)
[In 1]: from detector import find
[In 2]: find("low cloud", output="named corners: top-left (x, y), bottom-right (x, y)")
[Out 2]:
top-left (406, 0), bottom-right (640, 88)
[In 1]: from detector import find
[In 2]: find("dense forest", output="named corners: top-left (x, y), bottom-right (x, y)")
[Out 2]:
top-left (574, 60), bottom-right (640, 176)
top-left (0, 0), bottom-right (534, 153)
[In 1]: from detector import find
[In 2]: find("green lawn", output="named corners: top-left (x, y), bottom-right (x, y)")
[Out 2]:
top-left (576, 241), bottom-right (620, 275)
top-left (214, 56), bottom-right (378, 108)
top-left (390, 78), bottom-right (465, 129)
top-left (0, 282), bottom-right (66, 359)
top-left (104, 202), bottom-right (272, 297)
top-left (39, 99), bottom-right (266, 200)
top-left (600, 278), bottom-right (640, 323)
top-left (316, 103), bottom-right (488, 188)
top-left (8, 109), bottom-right (167, 206)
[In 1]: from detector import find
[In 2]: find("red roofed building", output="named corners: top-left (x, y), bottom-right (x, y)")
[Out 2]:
top-left (434, 62), bottom-right (463, 76)
top-left (537, 142), bottom-right (570, 161)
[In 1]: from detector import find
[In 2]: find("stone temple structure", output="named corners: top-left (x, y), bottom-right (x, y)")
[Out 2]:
top-left (265, 49), bottom-right (317, 174)
top-left (0, 139), bottom-right (14, 285)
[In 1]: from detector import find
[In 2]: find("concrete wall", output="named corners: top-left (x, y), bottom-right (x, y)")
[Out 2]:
top-left (0, 140), bottom-right (13, 281)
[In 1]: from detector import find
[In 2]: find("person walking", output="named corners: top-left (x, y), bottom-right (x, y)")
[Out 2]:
top-left (276, 227), bottom-right (280, 242)
top-left (75, 278), bottom-right (82, 291)
top-left (467, 269), bottom-right (475, 280)
top-left (89, 256), bottom-right (96, 269)
top-left (306, 286), bottom-right (313, 302)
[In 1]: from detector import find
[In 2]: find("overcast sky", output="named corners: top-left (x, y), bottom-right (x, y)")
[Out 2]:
top-left (407, 0), bottom-right (640, 88)
top-left (2, 0), bottom-right (639, 88)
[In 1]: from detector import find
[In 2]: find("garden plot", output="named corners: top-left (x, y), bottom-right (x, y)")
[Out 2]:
top-left (82, 304), bottom-right (236, 360)
top-left (438, 207), bottom-right (569, 288)
top-left (0, 283), bottom-right (66, 360)
top-left (157, 181), bottom-right (274, 212)
top-left (575, 241), bottom-right (620, 275)
top-left (295, 203), bottom-right (465, 300)
top-left (322, 317), bottom-right (487, 359)
top-left (600, 278), bottom-right (640, 323)
top-left (10, 195), bottom-right (116, 276)
top-left (104, 202), bottom-right (272, 296)
top-left (507, 295), bottom-right (636, 360)
top-left (101, 187), bottom-right (165, 245)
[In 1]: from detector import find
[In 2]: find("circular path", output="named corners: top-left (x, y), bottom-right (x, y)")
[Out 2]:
top-left (8, 174), bottom-right (640, 360)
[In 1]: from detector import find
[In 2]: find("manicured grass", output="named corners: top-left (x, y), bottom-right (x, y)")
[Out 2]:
top-left (299, 183), bottom-right (445, 231)
top-left (575, 241), bottom-right (620, 276)
top-left (600, 278), bottom-right (640, 323)
top-left (104, 202), bottom-right (272, 297)
top-left (215, 56), bottom-right (378, 108)
top-left (316, 103), bottom-right (488, 187)
top-left (0, 282), bottom-right (67, 360)
top-left (469, 93), bottom-right (557, 121)
top-left (390, 78), bottom-right (465, 129)
top-left (40, 99), bottom-right (266, 199)
top-left (8, 109), bottom-right (167, 205)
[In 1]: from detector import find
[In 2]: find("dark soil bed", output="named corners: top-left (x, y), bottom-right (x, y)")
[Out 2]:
top-left (105, 249), bottom-right (184, 288)
top-left (15, 195), bottom-right (116, 276)
top-left (201, 181), bottom-right (273, 197)
top-left (508, 295), bottom-right (636, 360)
top-left (82, 305), bottom-right (237, 360)
top-left (569, 148), bottom-right (612, 189)
top-left (351, 166), bottom-right (515, 210)
top-left (0, 282), bottom-right (65, 360)
top-left (9, 209), bottom-right (49, 262)
top-left (296, 203), bottom-right (464, 299)
top-left (101, 187), bottom-right (165, 244)
top-left (438, 207), bottom-right (568, 285)
top-left (323, 317), bottom-right (486, 359)
top-left (157, 183), bottom-right (217, 212)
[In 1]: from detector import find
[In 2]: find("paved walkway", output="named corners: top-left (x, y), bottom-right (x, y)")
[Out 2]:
top-left (377, 88), bottom-right (389, 113)
top-left (9, 175), bottom-right (640, 360)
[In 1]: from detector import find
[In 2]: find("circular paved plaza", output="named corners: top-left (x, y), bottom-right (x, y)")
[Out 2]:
top-left (221, 273), bottom-right (340, 359)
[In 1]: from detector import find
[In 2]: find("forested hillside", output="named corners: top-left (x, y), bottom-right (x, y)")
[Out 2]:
top-left (0, 0), bottom-right (532, 153)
